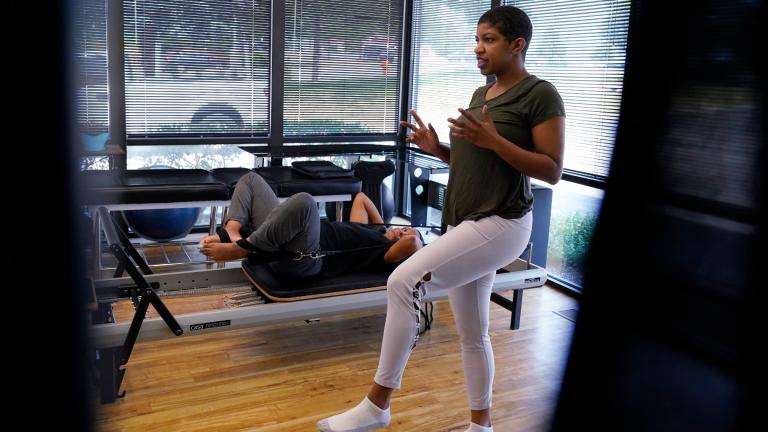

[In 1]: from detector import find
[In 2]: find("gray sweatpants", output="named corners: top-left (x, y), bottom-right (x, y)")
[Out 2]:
top-left (226, 172), bottom-right (322, 278)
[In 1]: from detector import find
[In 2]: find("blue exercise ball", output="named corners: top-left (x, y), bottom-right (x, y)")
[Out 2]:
top-left (122, 207), bottom-right (201, 242)
top-left (121, 165), bottom-right (201, 242)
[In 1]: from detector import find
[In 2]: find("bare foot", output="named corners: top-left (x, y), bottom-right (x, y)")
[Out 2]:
top-left (200, 234), bottom-right (221, 245)
top-left (200, 242), bottom-right (249, 261)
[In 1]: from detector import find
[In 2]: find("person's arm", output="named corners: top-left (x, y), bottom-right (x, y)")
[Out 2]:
top-left (430, 142), bottom-right (451, 165)
top-left (383, 236), bottom-right (421, 263)
top-left (349, 192), bottom-right (385, 225)
top-left (400, 110), bottom-right (451, 164)
top-left (449, 106), bottom-right (564, 184)
top-left (489, 115), bottom-right (564, 184)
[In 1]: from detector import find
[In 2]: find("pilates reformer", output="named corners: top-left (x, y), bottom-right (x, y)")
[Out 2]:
top-left (89, 207), bottom-right (548, 404)
top-left (82, 163), bottom-right (365, 276)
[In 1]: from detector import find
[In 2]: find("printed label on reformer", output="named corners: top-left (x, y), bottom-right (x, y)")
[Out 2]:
top-left (189, 320), bottom-right (231, 331)
top-left (524, 277), bottom-right (541, 283)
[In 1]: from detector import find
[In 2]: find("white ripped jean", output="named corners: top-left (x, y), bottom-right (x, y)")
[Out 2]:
top-left (374, 212), bottom-right (533, 410)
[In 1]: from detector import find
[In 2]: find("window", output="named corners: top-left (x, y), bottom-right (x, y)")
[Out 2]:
top-left (74, 0), bottom-right (109, 135)
top-left (505, 0), bottom-right (631, 290)
top-left (123, 0), bottom-right (271, 138)
top-left (409, 0), bottom-right (489, 143)
top-left (283, 0), bottom-right (403, 136)
top-left (74, 0), bottom-right (111, 171)
top-left (540, 180), bottom-right (603, 287)
top-left (506, 0), bottom-right (631, 179)
top-left (403, 0), bottom-right (487, 223)
top-left (73, 0), bottom-right (633, 292)
top-left (408, 1), bottom-right (631, 290)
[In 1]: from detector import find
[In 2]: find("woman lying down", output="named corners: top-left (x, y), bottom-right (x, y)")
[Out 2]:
top-left (200, 172), bottom-right (424, 279)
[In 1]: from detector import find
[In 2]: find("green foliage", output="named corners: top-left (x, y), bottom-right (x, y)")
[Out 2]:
top-left (284, 119), bottom-right (370, 134)
top-left (286, 0), bottom-right (403, 51)
top-left (80, 156), bottom-right (111, 171)
top-left (549, 212), bottom-right (597, 276)
top-left (129, 144), bottom-right (244, 170)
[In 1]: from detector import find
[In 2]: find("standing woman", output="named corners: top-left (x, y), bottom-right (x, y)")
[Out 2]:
top-left (318, 6), bottom-right (565, 432)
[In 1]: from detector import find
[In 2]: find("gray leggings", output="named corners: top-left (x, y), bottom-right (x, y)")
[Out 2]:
top-left (226, 172), bottom-right (322, 278)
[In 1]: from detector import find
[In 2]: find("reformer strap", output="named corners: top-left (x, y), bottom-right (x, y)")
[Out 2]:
top-left (215, 228), bottom-right (313, 264)
top-left (217, 226), bottom-right (255, 243)
top-left (246, 243), bottom-right (389, 265)
top-left (220, 223), bottom-right (427, 264)
top-left (236, 238), bottom-right (258, 252)
top-left (217, 226), bottom-right (232, 243)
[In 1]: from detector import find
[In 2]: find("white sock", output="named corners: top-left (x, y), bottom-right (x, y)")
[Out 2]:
top-left (466, 422), bottom-right (493, 432)
top-left (317, 397), bottom-right (391, 432)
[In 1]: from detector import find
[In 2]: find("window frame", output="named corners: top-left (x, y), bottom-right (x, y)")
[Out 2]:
top-left (89, 0), bottom-right (632, 292)
top-left (106, 0), bottom-right (405, 152)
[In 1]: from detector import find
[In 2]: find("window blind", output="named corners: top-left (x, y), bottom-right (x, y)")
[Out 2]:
top-left (123, 0), bottom-right (271, 138)
top-left (74, 0), bottom-right (109, 134)
top-left (409, 0), bottom-right (489, 144)
top-left (283, 0), bottom-right (403, 136)
top-left (507, 0), bottom-right (631, 179)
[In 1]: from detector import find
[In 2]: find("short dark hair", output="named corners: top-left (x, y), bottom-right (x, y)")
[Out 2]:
top-left (478, 6), bottom-right (533, 58)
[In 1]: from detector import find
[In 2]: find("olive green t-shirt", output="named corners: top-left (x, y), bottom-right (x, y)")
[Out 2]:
top-left (442, 75), bottom-right (565, 227)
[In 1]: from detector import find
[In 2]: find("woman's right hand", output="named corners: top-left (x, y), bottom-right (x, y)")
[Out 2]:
top-left (400, 110), bottom-right (439, 155)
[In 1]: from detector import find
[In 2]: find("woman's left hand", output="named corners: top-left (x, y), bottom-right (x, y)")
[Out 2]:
top-left (448, 105), bottom-right (500, 150)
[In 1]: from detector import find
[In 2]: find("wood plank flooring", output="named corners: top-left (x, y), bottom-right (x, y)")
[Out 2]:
top-left (93, 284), bottom-right (577, 431)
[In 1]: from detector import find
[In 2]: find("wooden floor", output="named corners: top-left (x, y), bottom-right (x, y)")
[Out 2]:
top-left (93, 283), bottom-right (578, 431)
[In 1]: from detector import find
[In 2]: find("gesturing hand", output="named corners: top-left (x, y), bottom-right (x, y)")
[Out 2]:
top-left (448, 105), bottom-right (500, 150)
top-left (400, 110), bottom-right (439, 155)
